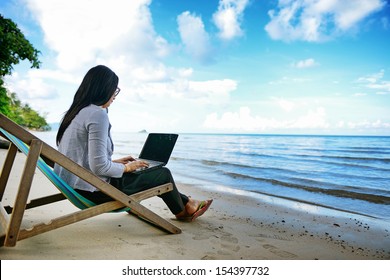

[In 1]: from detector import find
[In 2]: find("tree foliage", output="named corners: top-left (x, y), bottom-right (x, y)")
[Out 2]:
top-left (6, 90), bottom-right (50, 130)
top-left (0, 14), bottom-right (49, 130)
top-left (0, 80), bottom-right (11, 116)
top-left (0, 14), bottom-right (41, 76)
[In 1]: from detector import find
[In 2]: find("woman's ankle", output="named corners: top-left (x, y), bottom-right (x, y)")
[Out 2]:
top-left (184, 198), bottom-right (200, 215)
top-left (175, 198), bottom-right (200, 218)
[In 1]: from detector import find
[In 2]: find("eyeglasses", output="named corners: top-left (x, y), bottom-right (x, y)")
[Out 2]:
top-left (114, 87), bottom-right (121, 97)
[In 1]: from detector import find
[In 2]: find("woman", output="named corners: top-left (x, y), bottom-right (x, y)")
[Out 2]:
top-left (54, 65), bottom-right (212, 221)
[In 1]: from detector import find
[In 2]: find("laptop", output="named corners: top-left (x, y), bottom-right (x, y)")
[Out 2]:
top-left (133, 133), bottom-right (178, 174)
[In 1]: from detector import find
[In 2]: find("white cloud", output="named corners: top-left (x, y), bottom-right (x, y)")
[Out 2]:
top-left (268, 76), bottom-right (311, 85)
top-left (357, 69), bottom-right (384, 83)
top-left (212, 0), bottom-right (249, 40)
top-left (203, 107), bottom-right (276, 131)
top-left (187, 79), bottom-right (237, 103)
top-left (346, 119), bottom-right (390, 129)
top-left (290, 107), bottom-right (328, 129)
top-left (292, 58), bottom-right (318, 68)
top-left (26, 68), bottom-right (79, 84)
top-left (6, 74), bottom-right (58, 100)
top-left (177, 11), bottom-right (213, 63)
top-left (130, 63), bottom-right (169, 82)
top-left (106, 77), bottom-right (238, 132)
top-left (4, 70), bottom-right (61, 116)
top-left (357, 69), bottom-right (390, 94)
top-left (353, 93), bottom-right (367, 97)
top-left (203, 106), bottom-right (329, 132)
top-left (178, 68), bottom-right (193, 78)
top-left (25, 0), bottom-right (169, 71)
top-left (265, 0), bottom-right (385, 42)
top-left (382, 17), bottom-right (390, 30)
top-left (273, 97), bottom-right (295, 112)
top-left (336, 119), bottom-right (390, 131)
top-left (128, 78), bottom-right (237, 105)
top-left (366, 82), bottom-right (390, 93)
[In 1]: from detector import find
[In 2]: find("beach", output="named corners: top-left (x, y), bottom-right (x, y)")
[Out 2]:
top-left (0, 148), bottom-right (389, 260)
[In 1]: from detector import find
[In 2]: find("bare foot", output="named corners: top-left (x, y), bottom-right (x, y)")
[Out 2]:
top-left (175, 198), bottom-right (213, 221)
top-left (175, 198), bottom-right (199, 219)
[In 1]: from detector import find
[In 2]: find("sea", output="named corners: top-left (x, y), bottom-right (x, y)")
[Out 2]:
top-left (34, 131), bottom-right (390, 222)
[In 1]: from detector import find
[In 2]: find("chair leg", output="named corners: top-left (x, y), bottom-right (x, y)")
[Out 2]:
top-left (4, 139), bottom-right (42, 247)
top-left (0, 143), bottom-right (18, 201)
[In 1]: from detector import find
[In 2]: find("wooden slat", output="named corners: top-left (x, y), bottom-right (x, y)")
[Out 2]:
top-left (4, 193), bottom-right (67, 214)
top-left (0, 115), bottom-right (37, 146)
top-left (4, 139), bottom-right (43, 246)
top-left (0, 143), bottom-right (18, 200)
top-left (18, 200), bottom-right (124, 241)
top-left (24, 193), bottom-right (67, 210)
top-left (131, 183), bottom-right (173, 201)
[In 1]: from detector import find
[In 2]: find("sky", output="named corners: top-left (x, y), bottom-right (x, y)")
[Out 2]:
top-left (1, 0), bottom-right (390, 135)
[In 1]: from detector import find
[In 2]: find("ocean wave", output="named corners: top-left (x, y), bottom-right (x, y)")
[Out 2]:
top-left (248, 189), bottom-right (379, 219)
top-left (279, 155), bottom-right (390, 171)
top-left (171, 155), bottom-right (390, 175)
top-left (220, 171), bottom-right (390, 205)
top-left (282, 152), bottom-right (390, 163)
top-left (319, 155), bottom-right (390, 163)
top-left (302, 147), bottom-right (390, 155)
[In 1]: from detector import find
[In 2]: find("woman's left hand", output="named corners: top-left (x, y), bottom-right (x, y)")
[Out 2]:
top-left (113, 155), bottom-right (136, 164)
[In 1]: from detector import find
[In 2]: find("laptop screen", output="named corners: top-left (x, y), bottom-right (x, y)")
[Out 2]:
top-left (138, 133), bottom-right (178, 164)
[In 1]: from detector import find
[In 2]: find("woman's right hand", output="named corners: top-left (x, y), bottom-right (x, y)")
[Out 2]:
top-left (124, 160), bottom-right (149, 173)
top-left (114, 155), bottom-right (136, 164)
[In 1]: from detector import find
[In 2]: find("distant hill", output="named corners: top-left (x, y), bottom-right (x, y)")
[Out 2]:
top-left (1, 91), bottom-right (50, 131)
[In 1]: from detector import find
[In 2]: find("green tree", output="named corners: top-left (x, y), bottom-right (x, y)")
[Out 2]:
top-left (0, 14), bottom-right (49, 130)
top-left (0, 80), bottom-right (11, 116)
top-left (20, 104), bottom-right (49, 130)
top-left (0, 14), bottom-right (41, 76)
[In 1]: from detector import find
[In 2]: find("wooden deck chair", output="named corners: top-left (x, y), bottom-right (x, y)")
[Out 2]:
top-left (0, 114), bottom-right (181, 247)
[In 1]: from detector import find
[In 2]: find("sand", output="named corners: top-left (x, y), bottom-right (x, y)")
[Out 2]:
top-left (0, 148), bottom-right (389, 260)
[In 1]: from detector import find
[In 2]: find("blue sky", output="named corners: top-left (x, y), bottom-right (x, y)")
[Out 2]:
top-left (1, 0), bottom-right (390, 135)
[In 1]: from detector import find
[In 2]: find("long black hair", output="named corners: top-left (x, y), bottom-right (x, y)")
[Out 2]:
top-left (56, 65), bottom-right (119, 145)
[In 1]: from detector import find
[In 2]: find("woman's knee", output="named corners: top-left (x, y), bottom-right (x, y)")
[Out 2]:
top-left (146, 167), bottom-right (173, 184)
top-left (160, 167), bottom-right (172, 176)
